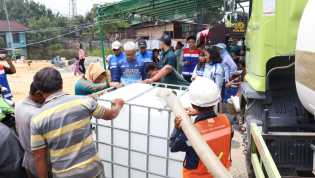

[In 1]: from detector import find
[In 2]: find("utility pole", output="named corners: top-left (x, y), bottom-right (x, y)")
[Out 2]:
top-left (71, 0), bottom-right (77, 17)
top-left (2, 0), bottom-right (11, 33)
top-left (69, 0), bottom-right (71, 18)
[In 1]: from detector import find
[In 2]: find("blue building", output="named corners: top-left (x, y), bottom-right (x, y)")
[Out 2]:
top-left (0, 20), bottom-right (29, 57)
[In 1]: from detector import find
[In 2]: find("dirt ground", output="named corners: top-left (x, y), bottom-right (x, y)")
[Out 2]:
top-left (7, 60), bottom-right (79, 102)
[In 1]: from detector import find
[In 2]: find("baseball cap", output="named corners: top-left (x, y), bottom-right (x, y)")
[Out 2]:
top-left (159, 34), bottom-right (172, 46)
top-left (138, 39), bottom-right (147, 48)
top-left (112, 41), bottom-right (122, 50)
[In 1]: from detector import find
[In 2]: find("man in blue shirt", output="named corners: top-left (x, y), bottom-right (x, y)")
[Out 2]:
top-left (0, 53), bottom-right (16, 100)
top-left (109, 41), bottom-right (126, 82)
top-left (113, 41), bottom-right (145, 86)
top-left (137, 39), bottom-right (152, 63)
top-left (136, 39), bottom-right (152, 78)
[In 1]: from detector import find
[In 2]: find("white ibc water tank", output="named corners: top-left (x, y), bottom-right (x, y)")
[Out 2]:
top-left (296, 0), bottom-right (315, 115)
top-left (94, 83), bottom-right (189, 178)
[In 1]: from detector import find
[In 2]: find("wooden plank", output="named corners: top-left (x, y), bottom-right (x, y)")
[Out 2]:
top-left (251, 123), bottom-right (281, 178)
top-left (251, 153), bottom-right (266, 178)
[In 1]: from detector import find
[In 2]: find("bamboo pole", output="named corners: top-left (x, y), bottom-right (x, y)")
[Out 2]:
top-left (157, 88), bottom-right (233, 178)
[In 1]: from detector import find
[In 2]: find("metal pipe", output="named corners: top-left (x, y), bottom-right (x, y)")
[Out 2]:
top-left (128, 105), bottom-right (132, 177)
top-left (157, 88), bottom-right (233, 178)
top-left (146, 108), bottom-right (151, 178)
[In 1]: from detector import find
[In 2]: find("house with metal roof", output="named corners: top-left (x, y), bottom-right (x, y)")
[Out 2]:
top-left (108, 20), bottom-right (207, 41)
top-left (0, 20), bottom-right (29, 57)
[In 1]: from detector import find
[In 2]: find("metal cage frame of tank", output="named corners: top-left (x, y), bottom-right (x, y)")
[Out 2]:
top-left (92, 83), bottom-right (189, 178)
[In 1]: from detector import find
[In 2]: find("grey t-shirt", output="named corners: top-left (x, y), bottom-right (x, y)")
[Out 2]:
top-left (15, 98), bottom-right (41, 176)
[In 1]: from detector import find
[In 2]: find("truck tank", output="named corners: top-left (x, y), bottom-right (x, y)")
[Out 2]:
top-left (296, 0), bottom-right (315, 115)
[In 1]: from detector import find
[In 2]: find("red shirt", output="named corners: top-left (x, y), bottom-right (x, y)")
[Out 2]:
top-left (182, 48), bottom-right (202, 76)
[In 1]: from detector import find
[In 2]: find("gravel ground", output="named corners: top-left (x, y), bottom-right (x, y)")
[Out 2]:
top-left (231, 129), bottom-right (249, 178)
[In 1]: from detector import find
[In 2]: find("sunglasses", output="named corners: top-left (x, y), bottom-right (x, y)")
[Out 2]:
top-left (113, 49), bottom-right (120, 51)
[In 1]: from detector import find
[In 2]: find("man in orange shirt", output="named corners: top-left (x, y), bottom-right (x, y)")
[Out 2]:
top-left (169, 78), bottom-right (233, 178)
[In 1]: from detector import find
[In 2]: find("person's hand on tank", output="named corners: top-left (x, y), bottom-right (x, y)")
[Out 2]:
top-left (174, 115), bottom-right (183, 129)
top-left (112, 99), bottom-right (124, 108)
top-left (143, 79), bottom-right (153, 84)
top-left (110, 82), bottom-right (124, 88)
top-left (185, 107), bottom-right (198, 116)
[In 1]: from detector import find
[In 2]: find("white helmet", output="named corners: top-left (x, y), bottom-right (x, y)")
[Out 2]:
top-left (188, 77), bottom-right (221, 107)
top-left (112, 41), bottom-right (122, 50)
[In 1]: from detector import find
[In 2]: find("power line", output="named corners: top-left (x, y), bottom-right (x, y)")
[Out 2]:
top-left (2, 18), bottom-right (123, 49)
top-left (3, 24), bottom-right (94, 50)
top-left (0, 22), bottom-right (95, 35)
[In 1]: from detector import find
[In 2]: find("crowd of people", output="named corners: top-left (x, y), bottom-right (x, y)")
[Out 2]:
top-left (0, 33), bottom-right (245, 178)
top-left (0, 66), bottom-right (125, 178)
top-left (80, 33), bottom-right (245, 105)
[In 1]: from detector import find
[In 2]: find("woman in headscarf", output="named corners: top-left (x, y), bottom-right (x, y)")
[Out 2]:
top-left (75, 63), bottom-right (109, 96)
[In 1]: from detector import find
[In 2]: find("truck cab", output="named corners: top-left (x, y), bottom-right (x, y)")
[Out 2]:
top-left (241, 0), bottom-right (315, 176)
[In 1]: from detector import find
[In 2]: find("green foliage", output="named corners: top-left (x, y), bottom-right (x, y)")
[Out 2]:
top-left (51, 49), bottom-right (77, 59)
top-left (100, 20), bottom-right (130, 34)
top-left (88, 47), bottom-right (112, 57)
top-left (48, 43), bottom-right (64, 50)
top-left (88, 48), bottom-right (102, 57)
top-left (0, 0), bottom-right (56, 24)
top-left (0, 0), bottom-right (128, 59)
top-left (0, 0), bottom-right (87, 46)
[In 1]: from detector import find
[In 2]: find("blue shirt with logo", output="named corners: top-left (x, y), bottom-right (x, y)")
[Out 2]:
top-left (137, 50), bottom-right (153, 78)
top-left (108, 52), bottom-right (126, 82)
top-left (136, 50), bottom-right (153, 63)
top-left (116, 58), bottom-right (146, 85)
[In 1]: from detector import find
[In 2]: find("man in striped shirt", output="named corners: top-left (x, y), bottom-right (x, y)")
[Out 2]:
top-left (31, 67), bottom-right (124, 178)
top-left (182, 36), bottom-right (202, 82)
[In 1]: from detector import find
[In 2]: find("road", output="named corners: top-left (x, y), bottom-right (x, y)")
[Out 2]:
top-left (231, 128), bottom-right (248, 178)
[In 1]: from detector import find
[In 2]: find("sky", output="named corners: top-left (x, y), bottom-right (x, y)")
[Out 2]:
top-left (33, 0), bottom-right (121, 16)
